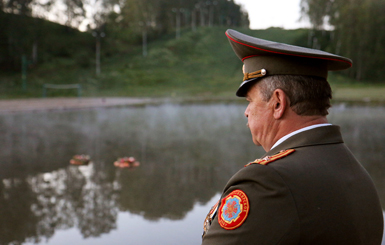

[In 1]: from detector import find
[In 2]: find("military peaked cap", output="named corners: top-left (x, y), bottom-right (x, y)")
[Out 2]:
top-left (225, 29), bottom-right (353, 97)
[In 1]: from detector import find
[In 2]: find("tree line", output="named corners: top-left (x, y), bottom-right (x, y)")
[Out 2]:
top-left (1, 0), bottom-right (249, 30)
top-left (301, 0), bottom-right (385, 81)
top-left (0, 0), bottom-right (249, 71)
top-left (2, 0), bottom-right (384, 82)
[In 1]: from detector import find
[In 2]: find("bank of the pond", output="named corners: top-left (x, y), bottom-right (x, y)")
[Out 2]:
top-left (332, 86), bottom-right (385, 103)
top-left (0, 97), bottom-right (245, 113)
top-left (2, 85), bottom-right (385, 113)
top-left (0, 97), bottom-right (164, 114)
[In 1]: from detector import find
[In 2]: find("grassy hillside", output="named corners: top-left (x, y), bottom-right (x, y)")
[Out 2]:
top-left (1, 20), bottom-right (384, 102)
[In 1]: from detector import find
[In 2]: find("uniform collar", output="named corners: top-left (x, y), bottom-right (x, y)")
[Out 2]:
top-left (270, 124), bottom-right (332, 151)
top-left (264, 125), bottom-right (344, 157)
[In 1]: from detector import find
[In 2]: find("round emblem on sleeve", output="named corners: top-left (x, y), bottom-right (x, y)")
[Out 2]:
top-left (218, 189), bottom-right (249, 230)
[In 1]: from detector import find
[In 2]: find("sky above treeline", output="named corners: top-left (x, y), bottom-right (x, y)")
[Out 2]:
top-left (234, 0), bottom-right (311, 29)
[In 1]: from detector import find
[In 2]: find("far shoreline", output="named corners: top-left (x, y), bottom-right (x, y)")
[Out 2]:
top-left (0, 96), bottom-right (384, 114)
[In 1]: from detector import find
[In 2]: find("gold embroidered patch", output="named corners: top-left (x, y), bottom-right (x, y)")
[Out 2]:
top-left (202, 200), bottom-right (219, 238)
top-left (245, 149), bottom-right (295, 167)
top-left (218, 190), bottom-right (249, 230)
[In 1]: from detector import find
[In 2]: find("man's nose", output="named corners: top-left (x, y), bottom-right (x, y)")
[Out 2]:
top-left (244, 107), bottom-right (249, 118)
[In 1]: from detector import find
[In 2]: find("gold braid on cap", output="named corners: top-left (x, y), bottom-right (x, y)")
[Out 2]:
top-left (243, 69), bottom-right (267, 81)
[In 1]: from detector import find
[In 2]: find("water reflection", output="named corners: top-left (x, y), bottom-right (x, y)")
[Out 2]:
top-left (0, 102), bottom-right (384, 244)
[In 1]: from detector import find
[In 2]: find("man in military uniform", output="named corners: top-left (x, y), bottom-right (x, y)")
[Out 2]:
top-left (201, 29), bottom-right (384, 244)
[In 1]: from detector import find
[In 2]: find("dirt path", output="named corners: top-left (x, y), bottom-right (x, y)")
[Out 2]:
top-left (0, 97), bottom-right (159, 113)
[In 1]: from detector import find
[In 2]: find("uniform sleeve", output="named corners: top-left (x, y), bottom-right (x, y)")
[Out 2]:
top-left (202, 164), bottom-right (300, 245)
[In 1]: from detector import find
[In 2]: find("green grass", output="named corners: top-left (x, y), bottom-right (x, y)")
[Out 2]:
top-left (1, 26), bottom-right (384, 102)
top-left (328, 73), bottom-right (385, 102)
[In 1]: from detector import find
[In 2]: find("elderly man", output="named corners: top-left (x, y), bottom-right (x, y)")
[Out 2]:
top-left (201, 29), bottom-right (384, 244)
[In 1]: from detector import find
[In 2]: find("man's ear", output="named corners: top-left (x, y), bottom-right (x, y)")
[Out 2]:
top-left (271, 89), bottom-right (288, 119)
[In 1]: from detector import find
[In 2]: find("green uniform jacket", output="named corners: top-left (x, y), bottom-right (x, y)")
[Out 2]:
top-left (202, 125), bottom-right (383, 244)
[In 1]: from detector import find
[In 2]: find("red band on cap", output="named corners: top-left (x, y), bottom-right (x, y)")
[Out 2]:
top-left (226, 32), bottom-right (352, 67)
top-left (242, 55), bottom-right (261, 62)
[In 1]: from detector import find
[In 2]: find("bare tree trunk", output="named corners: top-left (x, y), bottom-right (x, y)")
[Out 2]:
top-left (32, 40), bottom-right (38, 64)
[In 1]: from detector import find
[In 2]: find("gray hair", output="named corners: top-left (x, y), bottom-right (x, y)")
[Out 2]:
top-left (256, 75), bottom-right (332, 116)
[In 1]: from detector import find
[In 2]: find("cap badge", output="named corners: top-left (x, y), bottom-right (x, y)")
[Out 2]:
top-left (218, 190), bottom-right (249, 230)
top-left (243, 69), bottom-right (267, 81)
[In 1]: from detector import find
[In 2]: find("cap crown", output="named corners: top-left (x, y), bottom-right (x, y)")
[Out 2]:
top-left (225, 29), bottom-right (352, 97)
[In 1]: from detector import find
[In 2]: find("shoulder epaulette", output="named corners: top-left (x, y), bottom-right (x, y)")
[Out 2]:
top-left (245, 149), bottom-right (295, 167)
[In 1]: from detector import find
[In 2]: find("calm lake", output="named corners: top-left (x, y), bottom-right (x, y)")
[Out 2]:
top-left (0, 101), bottom-right (384, 245)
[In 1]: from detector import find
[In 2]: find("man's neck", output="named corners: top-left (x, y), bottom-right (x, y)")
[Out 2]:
top-left (270, 123), bottom-right (332, 151)
top-left (265, 116), bottom-right (328, 152)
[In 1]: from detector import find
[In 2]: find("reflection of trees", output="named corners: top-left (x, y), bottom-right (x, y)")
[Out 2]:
top-left (29, 170), bottom-right (74, 241)
top-left (30, 164), bottom-right (118, 239)
top-left (74, 165), bottom-right (118, 238)
top-left (0, 104), bottom-right (262, 226)
top-left (116, 160), bottom-right (220, 221)
top-left (0, 178), bottom-right (39, 244)
top-left (0, 163), bottom-right (118, 244)
top-left (1, 103), bottom-right (383, 244)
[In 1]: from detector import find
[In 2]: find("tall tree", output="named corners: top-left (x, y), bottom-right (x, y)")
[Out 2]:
top-left (64, 0), bottom-right (86, 27)
top-left (2, 0), bottom-right (33, 15)
top-left (301, 0), bottom-right (385, 81)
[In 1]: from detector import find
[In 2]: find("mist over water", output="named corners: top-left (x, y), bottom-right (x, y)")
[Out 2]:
top-left (0, 102), bottom-right (384, 244)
